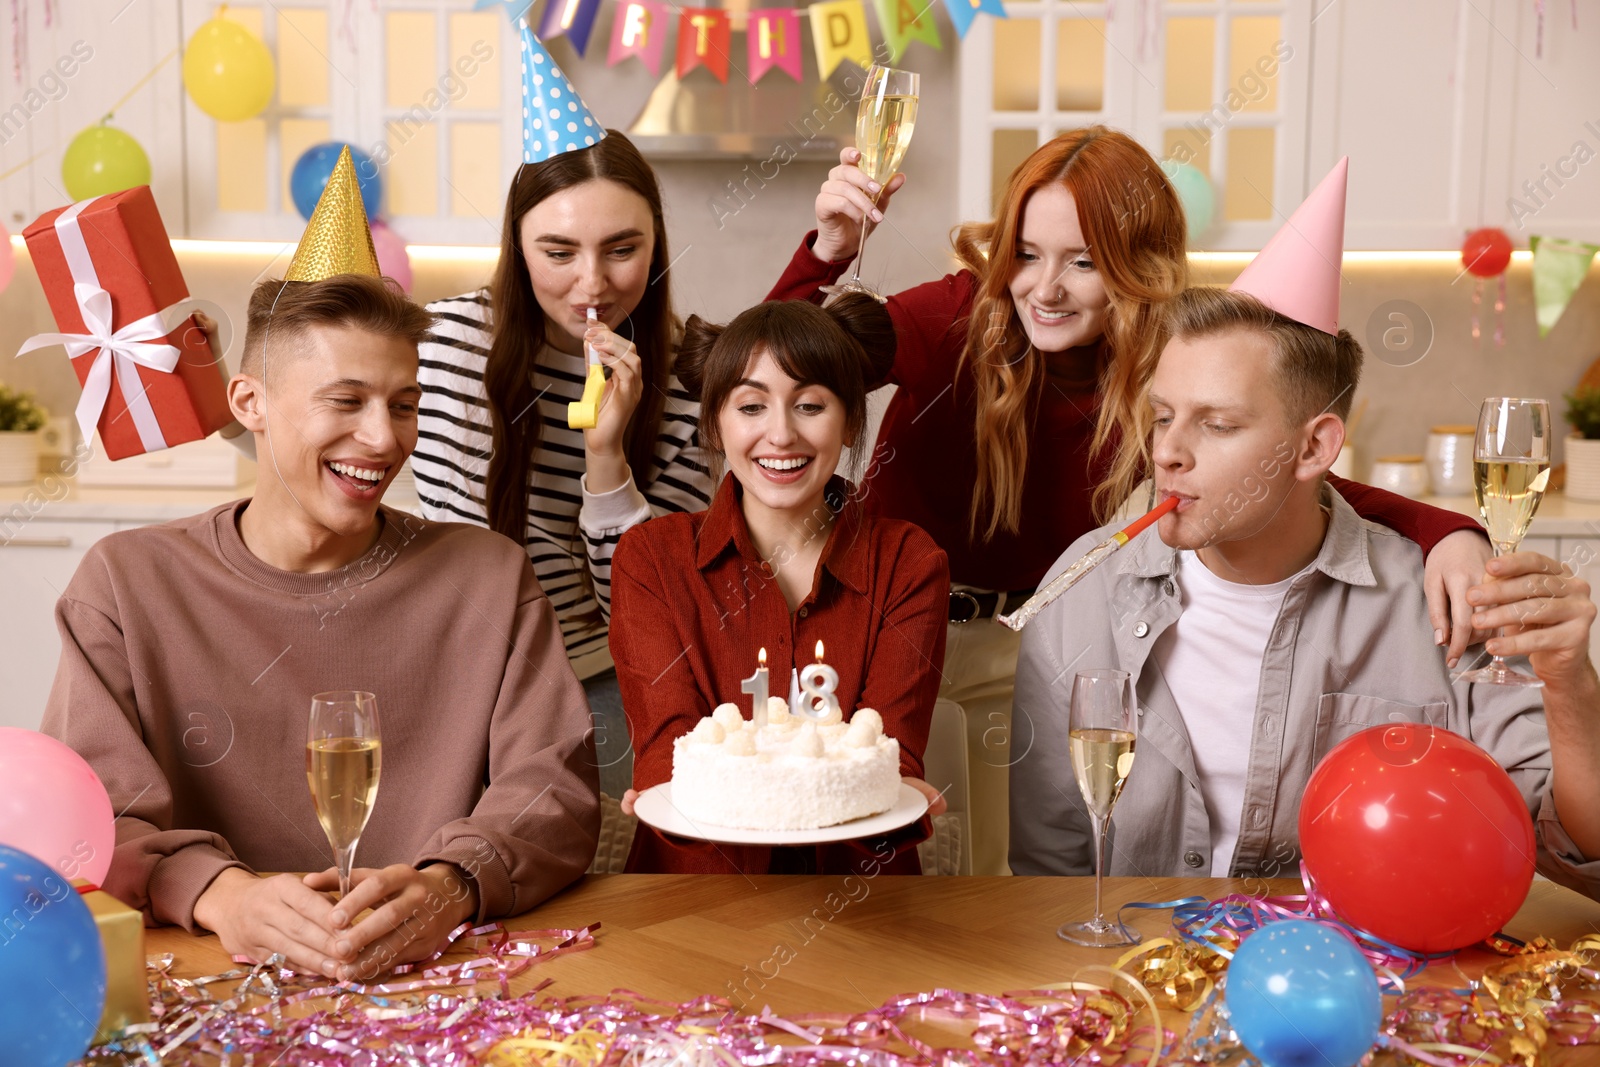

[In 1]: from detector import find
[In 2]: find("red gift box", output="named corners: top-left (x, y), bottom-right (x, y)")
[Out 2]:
top-left (21, 187), bottom-right (231, 460)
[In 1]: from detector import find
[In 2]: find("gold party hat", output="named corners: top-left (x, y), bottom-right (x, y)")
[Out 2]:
top-left (285, 146), bottom-right (381, 281)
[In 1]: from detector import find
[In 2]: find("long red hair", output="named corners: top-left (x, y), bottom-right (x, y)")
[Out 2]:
top-left (952, 126), bottom-right (1188, 536)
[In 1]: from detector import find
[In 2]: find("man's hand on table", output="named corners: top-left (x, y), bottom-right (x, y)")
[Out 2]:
top-left (192, 868), bottom-right (348, 979)
top-left (303, 862), bottom-right (479, 982)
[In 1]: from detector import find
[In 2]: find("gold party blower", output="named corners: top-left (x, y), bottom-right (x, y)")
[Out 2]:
top-left (568, 308), bottom-right (606, 429)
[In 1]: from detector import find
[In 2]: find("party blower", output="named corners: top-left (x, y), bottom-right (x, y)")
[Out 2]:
top-left (995, 495), bottom-right (1179, 631)
top-left (568, 307), bottom-right (606, 429)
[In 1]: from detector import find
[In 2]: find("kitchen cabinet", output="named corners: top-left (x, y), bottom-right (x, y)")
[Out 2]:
top-left (0, 520), bottom-right (113, 730)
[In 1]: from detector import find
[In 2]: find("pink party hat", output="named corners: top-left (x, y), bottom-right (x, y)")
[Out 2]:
top-left (1229, 157), bottom-right (1348, 335)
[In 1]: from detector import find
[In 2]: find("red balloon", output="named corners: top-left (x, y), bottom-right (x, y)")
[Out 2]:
top-left (1299, 723), bottom-right (1534, 954)
top-left (1462, 227), bottom-right (1513, 277)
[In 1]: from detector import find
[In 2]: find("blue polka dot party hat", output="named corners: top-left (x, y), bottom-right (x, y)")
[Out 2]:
top-left (519, 19), bottom-right (605, 163)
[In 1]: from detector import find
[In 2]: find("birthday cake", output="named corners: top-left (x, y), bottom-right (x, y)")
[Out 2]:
top-left (670, 699), bottom-right (902, 831)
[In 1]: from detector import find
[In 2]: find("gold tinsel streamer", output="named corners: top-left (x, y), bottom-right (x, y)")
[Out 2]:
top-left (285, 145), bottom-right (380, 282)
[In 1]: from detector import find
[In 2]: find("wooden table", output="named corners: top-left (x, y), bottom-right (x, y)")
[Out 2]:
top-left (146, 874), bottom-right (1600, 1048)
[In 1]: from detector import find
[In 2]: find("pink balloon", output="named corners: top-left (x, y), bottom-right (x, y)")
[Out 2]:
top-left (0, 728), bottom-right (115, 886)
top-left (0, 217), bottom-right (15, 295)
top-left (371, 220), bottom-right (413, 294)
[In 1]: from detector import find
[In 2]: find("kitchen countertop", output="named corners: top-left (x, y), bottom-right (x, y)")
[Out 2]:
top-left (0, 479), bottom-right (424, 523)
top-left (1416, 492), bottom-right (1600, 538)
top-left (5, 477), bottom-right (1600, 537)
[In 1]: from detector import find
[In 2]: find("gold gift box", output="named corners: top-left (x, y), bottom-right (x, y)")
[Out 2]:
top-left (73, 883), bottom-right (151, 1043)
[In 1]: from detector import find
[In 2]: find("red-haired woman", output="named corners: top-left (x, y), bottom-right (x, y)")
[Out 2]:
top-left (414, 133), bottom-right (714, 800)
top-left (769, 126), bottom-right (1491, 875)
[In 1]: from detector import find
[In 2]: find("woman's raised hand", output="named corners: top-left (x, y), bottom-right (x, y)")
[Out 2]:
top-left (811, 147), bottom-right (906, 265)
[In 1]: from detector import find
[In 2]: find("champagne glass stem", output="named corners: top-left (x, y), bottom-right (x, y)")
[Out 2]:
top-left (1089, 812), bottom-right (1107, 926)
top-left (336, 844), bottom-right (357, 899)
top-left (1485, 541), bottom-right (1512, 673)
top-left (848, 188), bottom-right (882, 286)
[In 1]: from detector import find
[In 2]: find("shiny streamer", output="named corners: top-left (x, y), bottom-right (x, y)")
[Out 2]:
top-left (84, 926), bottom-right (1171, 1066)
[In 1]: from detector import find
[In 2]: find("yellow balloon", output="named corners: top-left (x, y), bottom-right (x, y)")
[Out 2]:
top-left (183, 17), bottom-right (275, 122)
top-left (61, 125), bottom-right (151, 201)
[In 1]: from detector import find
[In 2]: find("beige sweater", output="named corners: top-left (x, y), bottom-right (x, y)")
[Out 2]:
top-left (42, 501), bottom-right (600, 931)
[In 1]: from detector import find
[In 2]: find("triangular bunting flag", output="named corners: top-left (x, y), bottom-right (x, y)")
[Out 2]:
top-left (809, 0), bottom-right (872, 78)
top-left (873, 0), bottom-right (941, 62)
top-left (1531, 235), bottom-right (1599, 337)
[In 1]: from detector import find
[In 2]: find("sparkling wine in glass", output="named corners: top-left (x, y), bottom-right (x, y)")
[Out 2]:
top-left (1058, 669), bottom-right (1140, 948)
top-left (1458, 397), bottom-right (1552, 687)
top-left (307, 691), bottom-right (382, 899)
top-left (820, 64), bottom-right (919, 305)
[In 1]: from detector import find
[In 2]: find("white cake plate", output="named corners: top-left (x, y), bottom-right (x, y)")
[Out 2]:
top-left (633, 783), bottom-right (930, 846)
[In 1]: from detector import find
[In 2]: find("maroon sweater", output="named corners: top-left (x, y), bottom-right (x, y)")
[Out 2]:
top-left (767, 233), bottom-right (1483, 591)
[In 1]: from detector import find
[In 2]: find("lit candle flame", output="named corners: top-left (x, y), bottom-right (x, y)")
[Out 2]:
top-left (814, 639), bottom-right (825, 663)
top-left (758, 647), bottom-right (767, 669)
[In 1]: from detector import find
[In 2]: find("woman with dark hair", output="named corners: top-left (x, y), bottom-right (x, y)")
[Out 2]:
top-left (413, 131), bottom-right (712, 798)
top-left (608, 294), bottom-right (951, 875)
top-left (770, 126), bottom-right (1494, 875)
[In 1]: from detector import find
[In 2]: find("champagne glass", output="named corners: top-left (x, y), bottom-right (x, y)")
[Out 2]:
top-left (820, 64), bottom-right (919, 304)
top-left (1458, 397), bottom-right (1552, 687)
top-left (307, 691), bottom-right (382, 899)
top-left (1058, 669), bottom-right (1140, 948)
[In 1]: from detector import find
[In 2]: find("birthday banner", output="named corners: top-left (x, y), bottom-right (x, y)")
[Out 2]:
top-left (749, 9), bottom-right (805, 83)
top-left (874, 0), bottom-right (942, 62)
top-left (591, 0), bottom-right (993, 83)
top-left (538, 0), bottom-right (605, 55)
top-left (676, 7), bottom-right (733, 81)
top-left (607, 0), bottom-right (668, 75)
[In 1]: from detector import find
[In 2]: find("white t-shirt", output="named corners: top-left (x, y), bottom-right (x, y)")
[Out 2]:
top-left (1151, 551), bottom-right (1313, 876)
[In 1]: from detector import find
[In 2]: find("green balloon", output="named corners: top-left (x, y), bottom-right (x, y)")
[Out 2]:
top-left (61, 125), bottom-right (152, 201)
top-left (1161, 159), bottom-right (1216, 244)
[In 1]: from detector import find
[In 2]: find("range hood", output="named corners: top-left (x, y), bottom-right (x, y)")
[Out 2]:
top-left (626, 2), bottom-right (852, 160)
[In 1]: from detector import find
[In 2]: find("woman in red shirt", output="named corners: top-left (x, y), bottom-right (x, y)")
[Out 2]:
top-left (609, 294), bottom-right (950, 874)
top-left (768, 126), bottom-right (1491, 875)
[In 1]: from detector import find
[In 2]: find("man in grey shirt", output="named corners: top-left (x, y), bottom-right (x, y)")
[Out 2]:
top-left (1009, 286), bottom-right (1600, 898)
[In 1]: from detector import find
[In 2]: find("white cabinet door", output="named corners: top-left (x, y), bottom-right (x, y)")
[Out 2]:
top-left (0, 521), bottom-right (113, 731)
top-left (1306, 0), bottom-right (1493, 248)
top-left (1481, 0), bottom-right (1600, 243)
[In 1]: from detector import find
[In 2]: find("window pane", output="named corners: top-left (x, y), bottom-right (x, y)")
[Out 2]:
top-left (280, 118), bottom-right (331, 215)
top-left (991, 128), bottom-right (1039, 214)
top-left (450, 123), bottom-right (501, 219)
top-left (1164, 16), bottom-right (1213, 112)
top-left (449, 12), bottom-right (501, 112)
top-left (1225, 127), bottom-right (1275, 221)
top-left (217, 120), bottom-right (267, 213)
top-left (1228, 16), bottom-right (1281, 114)
top-left (277, 8), bottom-right (329, 108)
top-left (1056, 18), bottom-right (1104, 111)
top-left (385, 120), bottom-right (439, 216)
top-left (215, 5), bottom-right (262, 34)
top-left (387, 11), bottom-right (438, 111)
top-left (993, 19), bottom-right (1041, 112)
top-left (1163, 126), bottom-right (1211, 177)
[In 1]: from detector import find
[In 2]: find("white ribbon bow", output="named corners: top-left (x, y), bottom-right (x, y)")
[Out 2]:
top-left (17, 281), bottom-right (183, 452)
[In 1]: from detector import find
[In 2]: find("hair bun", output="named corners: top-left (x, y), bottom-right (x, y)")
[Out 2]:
top-left (675, 314), bottom-right (724, 398)
top-left (823, 291), bottom-right (896, 389)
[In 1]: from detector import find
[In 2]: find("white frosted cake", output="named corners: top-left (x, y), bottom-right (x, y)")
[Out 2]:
top-left (670, 698), bottom-right (901, 831)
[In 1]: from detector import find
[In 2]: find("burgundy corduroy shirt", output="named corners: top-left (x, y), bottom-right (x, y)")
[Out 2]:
top-left (609, 475), bottom-right (950, 874)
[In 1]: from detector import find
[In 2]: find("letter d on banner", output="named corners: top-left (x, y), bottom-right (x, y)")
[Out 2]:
top-left (809, 0), bottom-right (872, 78)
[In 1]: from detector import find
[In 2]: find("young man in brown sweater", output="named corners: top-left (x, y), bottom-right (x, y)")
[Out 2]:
top-left (41, 271), bottom-right (601, 981)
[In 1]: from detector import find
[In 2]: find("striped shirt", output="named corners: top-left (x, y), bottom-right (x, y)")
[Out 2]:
top-left (413, 290), bottom-right (713, 674)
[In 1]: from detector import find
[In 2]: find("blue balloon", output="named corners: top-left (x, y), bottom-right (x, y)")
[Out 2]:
top-left (0, 844), bottom-right (107, 1065)
top-left (290, 141), bottom-right (382, 221)
top-left (1162, 159), bottom-right (1216, 244)
top-left (1225, 920), bottom-right (1381, 1067)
